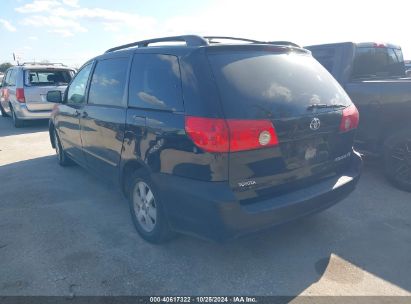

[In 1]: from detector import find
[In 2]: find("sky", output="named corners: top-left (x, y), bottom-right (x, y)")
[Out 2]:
top-left (1, 0), bottom-right (411, 68)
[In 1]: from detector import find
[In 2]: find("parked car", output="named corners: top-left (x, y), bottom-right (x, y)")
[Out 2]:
top-left (0, 62), bottom-right (75, 127)
top-left (48, 35), bottom-right (362, 243)
top-left (306, 42), bottom-right (411, 192)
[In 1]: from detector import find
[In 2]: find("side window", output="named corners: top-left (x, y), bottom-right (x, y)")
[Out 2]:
top-left (394, 49), bottom-right (404, 63)
top-left (387, 48), bottom-right (398, 64)
top-left (129, 54), bottom-right (183, 112)
top-left (67, 63), bottom-right (92, 104)
top-left (88, 57), bottom-right (129, 106)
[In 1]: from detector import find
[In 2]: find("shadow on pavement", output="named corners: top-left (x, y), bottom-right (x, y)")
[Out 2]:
top-left (0, 117), bottom-right (49, 137)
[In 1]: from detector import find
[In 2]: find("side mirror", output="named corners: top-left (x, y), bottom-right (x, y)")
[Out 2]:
top-left (47, 90), bottom-right (62, 103)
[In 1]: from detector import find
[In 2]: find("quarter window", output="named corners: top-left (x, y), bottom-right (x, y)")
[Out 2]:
top-left (88, 57), bottom-right (129, 106)
top-left (67, 63), bottom-right (92, 104)
top-left (129, 54), bottom-right (183, 112)
top-left (5, 69), bottom-right (16, 86)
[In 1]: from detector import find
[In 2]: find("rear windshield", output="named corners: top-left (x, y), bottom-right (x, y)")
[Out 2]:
top-left (208, 52), bottom-right (351, 119)
top-left (25, 69), bottom-right (74, 86)
top-left (352, 47), bottom-right (405, 79)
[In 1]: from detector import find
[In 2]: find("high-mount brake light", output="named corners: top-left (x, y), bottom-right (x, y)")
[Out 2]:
top-left (373, 43), bottom-right (387, 48)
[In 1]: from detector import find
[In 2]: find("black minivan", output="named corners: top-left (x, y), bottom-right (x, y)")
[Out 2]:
top-left (48, 35), bottom-right (362, 243)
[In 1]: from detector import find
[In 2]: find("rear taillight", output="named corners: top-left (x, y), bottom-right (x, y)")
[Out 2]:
top-left (185, 116), bottom-right (278, 153)
top-left (340, 104), bottom-right (359, 132)
top-left (184, 117), bottom-right (229, 152)
top-left (16, 88), bottom-right (25, 103)
top-left (226, 119), bottom-right (278, 152)
top-left (1, 88), bottom-right (8, 99)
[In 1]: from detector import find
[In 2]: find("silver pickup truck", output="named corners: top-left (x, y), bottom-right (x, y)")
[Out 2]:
top-left (0, 63), bottom-right (75, 127)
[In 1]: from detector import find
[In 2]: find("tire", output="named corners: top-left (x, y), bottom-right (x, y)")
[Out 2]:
top-left (383, 129), bottom-right (411, 192)
top-left (0, 104), bottom-right (8, 117)
top-left (53, 129), bottom-right (72, 166)
top-left (11, 107), bottom-right (24, 128)
top-left (128, 170), bottom-right (174, 243)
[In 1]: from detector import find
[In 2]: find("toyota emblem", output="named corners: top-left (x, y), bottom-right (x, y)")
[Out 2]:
top-left (310, 118), bottom-right (321, 130)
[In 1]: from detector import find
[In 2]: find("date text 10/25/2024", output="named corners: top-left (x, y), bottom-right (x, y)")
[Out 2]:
top-left (150, 296), bottom-right (258, 303)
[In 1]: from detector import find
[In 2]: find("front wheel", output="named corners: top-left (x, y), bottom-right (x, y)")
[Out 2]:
top-left (383, 130), bottom-right (411, 192)
top-left (53, 129), bottom-right (72, 166)
top-left (128, 171), bottom-right (174, 243)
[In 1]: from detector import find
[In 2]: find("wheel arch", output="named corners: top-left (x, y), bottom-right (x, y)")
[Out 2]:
top-left (49, 121), bottom-right (56, 148)
top-left (381, 121), bottom-right (411, 150)
top-left (120, 159), bottom-right (151, 197)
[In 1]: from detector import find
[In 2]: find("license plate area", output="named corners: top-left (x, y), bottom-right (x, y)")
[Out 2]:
top-left (282, 136), bottom-right (331, 169)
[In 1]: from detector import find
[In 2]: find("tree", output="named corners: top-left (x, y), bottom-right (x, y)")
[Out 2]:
top-left (0, 62), bottom-right (13, 73)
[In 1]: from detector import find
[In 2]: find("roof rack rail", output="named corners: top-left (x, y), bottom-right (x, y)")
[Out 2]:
top-left (105, 35), bottom-right (208, 53)
top-left (266, 41), bottom-right (301, 47)
top-left (204, 36), bottom-right (261, 44)
top-left (104, 35), bottom-right (302, 54)
top-left (20, 62), bottom-right (67, 67)
top-left (204, 37), bottom-right (301, 48)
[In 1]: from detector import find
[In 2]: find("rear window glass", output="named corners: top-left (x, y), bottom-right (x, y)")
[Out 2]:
top-left (25, 69), bottom-right (73, 86)
top-left (352, 47), bottom-right (405, 78)
top-left (208, 52), bottom-right (351, 119)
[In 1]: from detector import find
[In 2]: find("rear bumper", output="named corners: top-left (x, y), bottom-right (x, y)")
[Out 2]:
top-left (154, 150), bottom-right (362, 241)
top-left (12, 102), bottom-right (51, 120)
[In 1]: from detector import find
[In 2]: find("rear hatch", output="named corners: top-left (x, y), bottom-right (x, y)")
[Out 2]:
top-left (24, 68), bottom-right (74, 111)
top-left (207, 46), bottom-right (357, 203)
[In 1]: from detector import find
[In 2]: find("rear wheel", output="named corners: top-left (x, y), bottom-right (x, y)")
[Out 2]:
top-left (128, 170), bottom-right (174, 243)
top-left (383, 130), bottom-right (411, 192)
top-left (0, 104), bottom-right (8, 117)
top-left (53, 129), bottom-right (72, 166)
top-left (11, 107), bottom-right (24, 128)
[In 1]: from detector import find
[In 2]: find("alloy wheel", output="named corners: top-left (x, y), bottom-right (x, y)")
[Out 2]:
top-left (133, 181), bottom-right (157, 232)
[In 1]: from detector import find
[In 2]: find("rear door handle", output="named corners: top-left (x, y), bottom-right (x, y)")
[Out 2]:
top-left (82, 111), bottom-right (88, 118)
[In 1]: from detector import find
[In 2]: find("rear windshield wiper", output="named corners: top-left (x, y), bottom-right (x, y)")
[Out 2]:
top-left (307, 103), bottom-right (346, 110)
